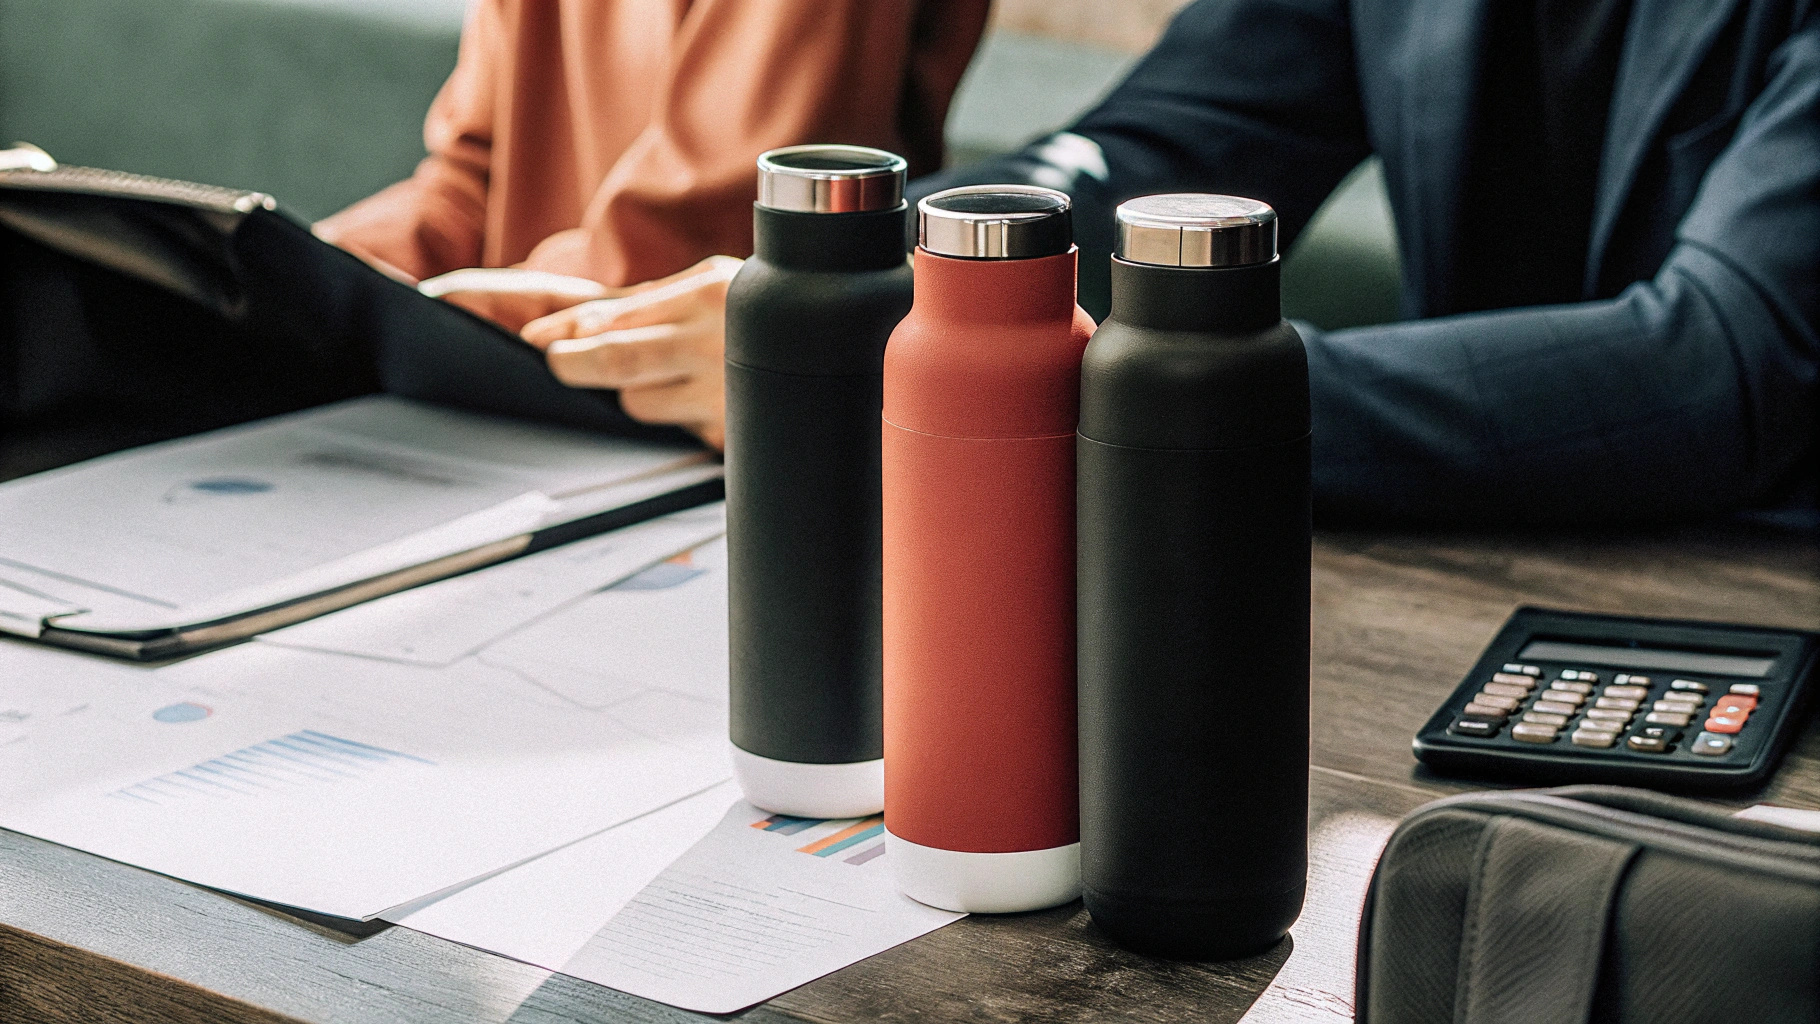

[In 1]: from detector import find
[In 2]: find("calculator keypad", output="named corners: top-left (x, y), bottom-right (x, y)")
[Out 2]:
top-left (1449, 664), bottom-right (1760, 758)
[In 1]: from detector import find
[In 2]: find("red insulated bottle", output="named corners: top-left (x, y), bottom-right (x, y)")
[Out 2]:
top-left (882, 185), bottom-right (1094, 913)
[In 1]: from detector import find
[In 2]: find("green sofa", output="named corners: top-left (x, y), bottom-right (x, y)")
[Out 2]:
top-left (0, 0), bottom-right (1400, 329)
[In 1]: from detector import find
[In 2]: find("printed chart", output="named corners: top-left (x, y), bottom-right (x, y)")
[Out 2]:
top-left (0, 513), bottom-right (732, 920)
top-left (752, 812), bottom-right (887, 865)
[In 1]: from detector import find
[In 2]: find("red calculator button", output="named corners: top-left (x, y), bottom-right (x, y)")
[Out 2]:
top-left (1714, 696), bottom-right (1757, 714)
top-left (1703, 715), bottom-right (1746, 734)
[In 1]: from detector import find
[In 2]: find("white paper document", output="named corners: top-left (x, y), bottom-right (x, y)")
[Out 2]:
top-left (256, 503), bottom-right (726, 666)
top-left (395, 783), bottom-right (964, 1015)
top-left (0, 395), bottom-right (712, 651)
top-left (0, 522), bottom-right (734, 920)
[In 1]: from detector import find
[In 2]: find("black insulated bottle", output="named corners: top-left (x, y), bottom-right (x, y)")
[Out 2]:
top-left (725, 145), bottom-right (911, 818)
top-left (1077, 194), bottom-right (1310, 959)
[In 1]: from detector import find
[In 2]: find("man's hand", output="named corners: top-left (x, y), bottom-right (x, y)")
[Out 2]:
top-left (522, 256), bottom-right (743, 450)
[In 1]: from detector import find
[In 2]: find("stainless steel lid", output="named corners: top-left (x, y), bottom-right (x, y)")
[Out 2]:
top-left (918, 185), bottom-right (1072, 259)
top-left (1115, 194), bottom-right (1277, 268)
top-left (756, 145), bottom-right (906, 214)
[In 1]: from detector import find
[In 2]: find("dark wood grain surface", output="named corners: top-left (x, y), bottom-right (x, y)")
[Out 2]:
top-left (3, 521), bottom-right (1816, 1023)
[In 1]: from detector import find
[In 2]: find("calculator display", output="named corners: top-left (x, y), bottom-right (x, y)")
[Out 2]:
top-left (1516, 640), bottom-right (1778, 678)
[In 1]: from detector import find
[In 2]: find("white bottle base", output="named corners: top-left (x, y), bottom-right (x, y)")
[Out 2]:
top-left (886, 828), bottom-right (1081, 913)
top-left (730, 744), bottom-right (884, 819)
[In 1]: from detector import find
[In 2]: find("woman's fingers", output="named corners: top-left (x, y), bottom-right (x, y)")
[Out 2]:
top-left (518, 254), bottom-right (739, 451)
top-left (417, 267), bottom-right (611, 301)
top-left (416, 268), bottom-right (620, 333)
top-left (441, 289), bottom-right (597, 333)
top-left (521, 257), bottom-right (741, 347)
top-left (619, 373), bottom-right (727, 451)
top-left (618, 376), bottom-right (713, 428)
top-left (546, 323), bottom-right (695, 391)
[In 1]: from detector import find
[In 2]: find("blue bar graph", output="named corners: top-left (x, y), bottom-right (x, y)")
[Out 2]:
top-left (110, 730), bottom-right (432, 805)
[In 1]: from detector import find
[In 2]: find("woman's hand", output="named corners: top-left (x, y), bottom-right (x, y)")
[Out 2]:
top-left (521, 256), bottom-right (743, 450)
top-left (418, 268), bottom-right (616, 333)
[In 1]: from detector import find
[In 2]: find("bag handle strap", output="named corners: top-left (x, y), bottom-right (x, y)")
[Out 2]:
top-left (1454, 815), bottom-right (1639, 1024)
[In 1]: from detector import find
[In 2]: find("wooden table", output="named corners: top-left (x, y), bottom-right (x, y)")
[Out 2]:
top-left (3, 521), bottom-right (1816, 1023)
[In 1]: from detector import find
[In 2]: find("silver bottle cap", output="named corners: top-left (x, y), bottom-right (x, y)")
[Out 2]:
top-left (756, 145), bottom-right (906, 214)
top-left (1115, 194), bottom-right (1277, 268)
top-left (918, 185), bottom-right (1072, 260)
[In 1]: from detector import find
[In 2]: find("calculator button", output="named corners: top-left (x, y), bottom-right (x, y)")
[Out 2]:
top-left (1557, 669), bottom-right (1596, 682)
top-left (1571, 728), bottom-right (1619, 748)
top-left (1670, 679), bottom-right (1709, 693)
top-left (1503, 663), bottom-right (1542, 677)
top-left (1595, 696), bottom-right (1641, 711)
top-left (1703, 714), bottom-right (1747, 734)
top-left (1482, 682), bottom-right (1531, 699)
top-left (1614, 674), bottom-right (1651, 686)
top-left (1523, 711), bottom-right (1571, 728)
top-left (1644, 711), bottom-right (1693, 727)
top-left (1531, 700), bottom-right (1578, 717)
top-left (1713, 695), bottom-right (1757, 714)
top-left (1490, 672), bottom-right (1538, 688)
top-left (1450, 718), bottom-right (1501, 738)
top-left (1626, 735), bottom-right (1671, 753)
top-left (1463, 701), bottom-right (1512, 719)
top-left (1603, 685), bottom-right (1649, 701)
top-left (1690, 732), bottom-right (1733, 756)
top-left (1585, 708), bottom-right (1633, 724)
top-left (1512, 723), bottom-right (1560, 743)
top-left (1473, 693), bottom-right (1522, 711)
top-left (1549, 681), bottom-right (1595, 697)
top-left (1730, 683), bottom-right (1761, 697)
top-left (1654, 697), bottom-right (1702, 711)
top-left (1544, 687), bottom-right (1589, 704)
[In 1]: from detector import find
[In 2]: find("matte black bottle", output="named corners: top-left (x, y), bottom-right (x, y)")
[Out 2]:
top-left (1077, 195), bottom-right (1311, 959)
top-left (725, 145), bottom-right (911, 818)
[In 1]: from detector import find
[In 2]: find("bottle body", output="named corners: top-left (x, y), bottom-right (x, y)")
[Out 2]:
top-left (882, 246), bottom-right (1094, 914)
top-left (1077, 251), bottom-right (1311, 958)
top-left (725, 199), bottom-right (911, 818)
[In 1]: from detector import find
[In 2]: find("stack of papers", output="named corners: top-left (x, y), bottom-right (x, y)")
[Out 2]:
top-left (0, 507), bottom-right (966, 1012)
top-left (0, 396), bottom-right (718, 657)
top-left (0, 505), bottom-right (729, 919)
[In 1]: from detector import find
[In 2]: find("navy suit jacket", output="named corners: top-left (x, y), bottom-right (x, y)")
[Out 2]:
top-left (914, 0), bottom-right (1819, 525)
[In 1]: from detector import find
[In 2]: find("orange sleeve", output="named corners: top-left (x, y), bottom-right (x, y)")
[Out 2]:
top-left (519, 0), bottom-right (990, 287)
top-left (311, 0), bottom-right (500, 281)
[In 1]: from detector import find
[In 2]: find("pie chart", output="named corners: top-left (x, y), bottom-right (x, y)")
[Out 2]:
top-left (152, 702), bottom-right (212, 724)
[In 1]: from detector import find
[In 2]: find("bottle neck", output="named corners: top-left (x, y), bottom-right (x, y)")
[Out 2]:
top-left (910, 247), bottom-right (1081, 324)
top-left (1106, 256), bottom-right (1281, 333)
top-left (753, 204), bottom-right (909, 272)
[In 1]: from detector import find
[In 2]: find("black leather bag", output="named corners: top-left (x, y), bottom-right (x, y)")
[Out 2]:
top-left (0, 159), bottom-right (673, 480)
top-left (1356, 785), bottom-right (1820, 1023)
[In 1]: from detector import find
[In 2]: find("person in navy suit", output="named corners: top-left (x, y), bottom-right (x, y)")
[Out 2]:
top-left (914, 0), bottom-right (1818, 526)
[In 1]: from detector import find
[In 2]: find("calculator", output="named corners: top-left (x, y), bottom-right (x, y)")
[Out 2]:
top-left (1414, 607), bottom-right (1820, 791)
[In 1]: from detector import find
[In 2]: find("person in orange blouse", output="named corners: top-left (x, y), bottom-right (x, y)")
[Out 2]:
top-left (317, 0), bottom-right (989, 448)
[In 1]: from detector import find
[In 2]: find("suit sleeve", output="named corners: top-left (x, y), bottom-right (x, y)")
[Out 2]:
top-left (519, 0), bottom-right (991, 287)
top-left (310, 0), bottom-right (496, 280)
top-left (908, 0), bottom-right (1373, 317)
top-left (1305, 15), bottom-right (1820, 525)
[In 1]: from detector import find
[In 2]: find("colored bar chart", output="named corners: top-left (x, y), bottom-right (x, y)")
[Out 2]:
top-left (750, 812), bottom-right (888, 865)
top-left (798, 817), bottom-right (884, 858)
top-left (750, 813), bottom-right (820, 836)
